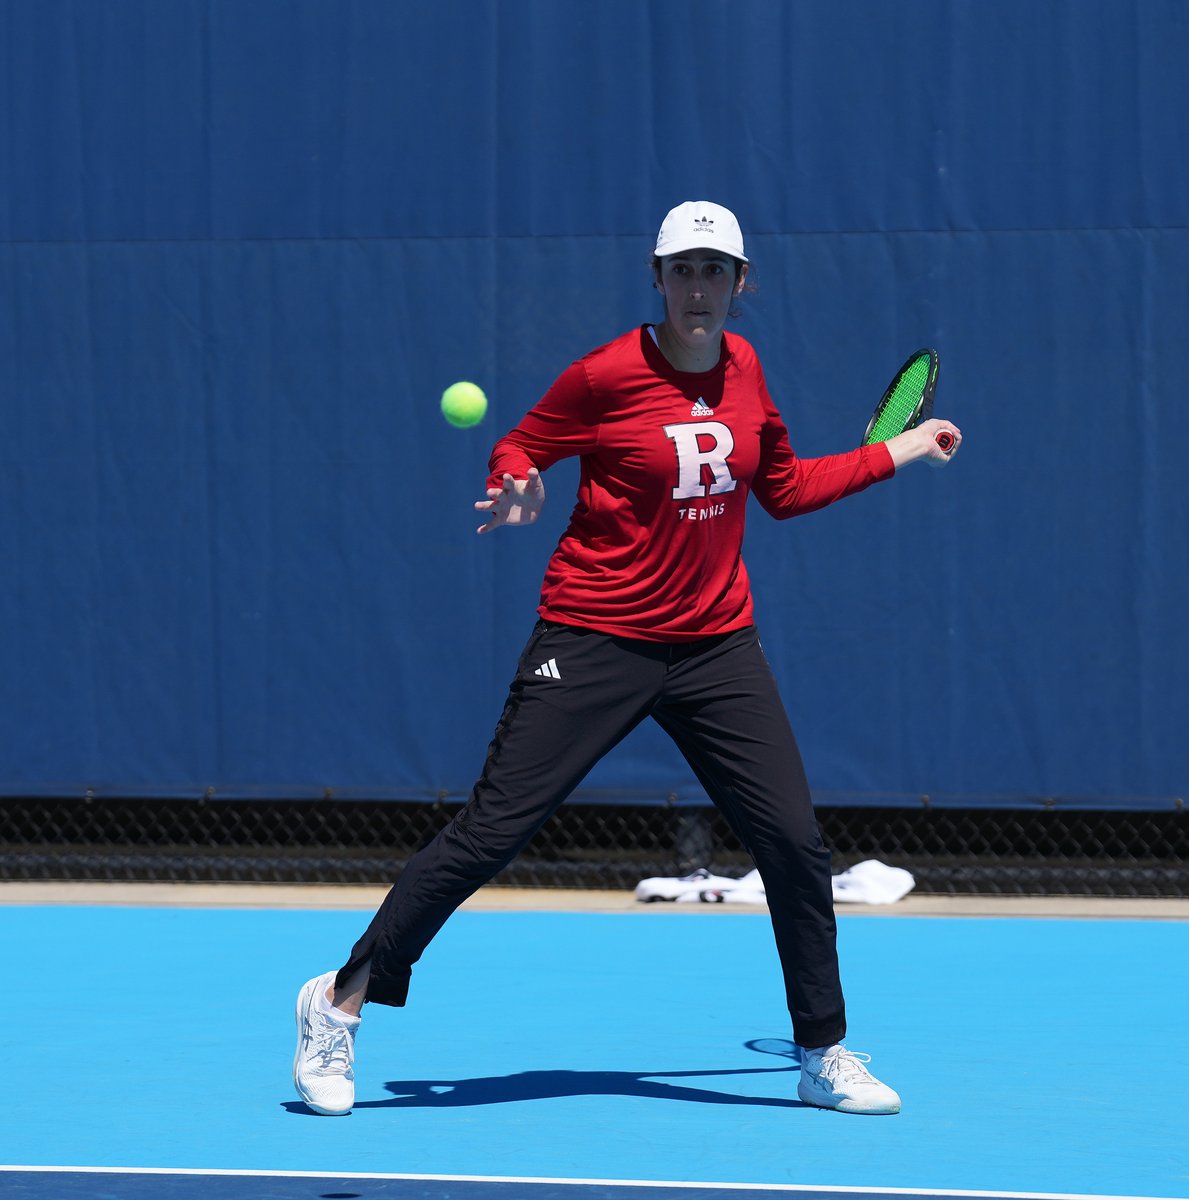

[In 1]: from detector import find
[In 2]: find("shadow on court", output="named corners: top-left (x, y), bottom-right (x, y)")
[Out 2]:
top-left (283, 1038), bottom-right (805, 1114)
top-left (284, 1067), bottom-right (803, 1115)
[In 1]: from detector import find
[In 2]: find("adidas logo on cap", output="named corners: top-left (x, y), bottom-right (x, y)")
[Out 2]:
top-left (654, 201), bottom-right (748, 263)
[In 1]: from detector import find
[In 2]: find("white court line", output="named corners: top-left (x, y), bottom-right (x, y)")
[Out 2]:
top-left (0, 1166), bottom-right (1182, 1200)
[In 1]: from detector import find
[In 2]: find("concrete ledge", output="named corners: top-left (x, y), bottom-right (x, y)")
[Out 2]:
top-left (1, 880), bottom-right (1187, 919)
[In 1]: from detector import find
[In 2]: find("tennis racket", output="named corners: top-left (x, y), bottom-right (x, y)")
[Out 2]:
top-left (863, 348), bottom-right (955, 453)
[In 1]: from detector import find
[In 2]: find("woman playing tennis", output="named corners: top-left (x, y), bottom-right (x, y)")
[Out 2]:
top-left (293, 200), bottom-right (961, 1118)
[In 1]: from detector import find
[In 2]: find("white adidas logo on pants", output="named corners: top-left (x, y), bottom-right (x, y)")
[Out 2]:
top-left (533, 658), bottom-right (562, 680)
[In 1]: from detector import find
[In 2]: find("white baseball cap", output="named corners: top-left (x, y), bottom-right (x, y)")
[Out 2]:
top-left (654, 200), bottom-right (748, 262)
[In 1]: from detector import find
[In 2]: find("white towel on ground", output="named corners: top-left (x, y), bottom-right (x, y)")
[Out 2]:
top-left (830, 859), bottom-right (916, 904)
top-left (633, 860), bottom-right (914, 906)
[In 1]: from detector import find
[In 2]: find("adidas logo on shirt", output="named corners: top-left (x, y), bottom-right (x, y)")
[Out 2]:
top-left (533, 657), bottom-right (562, 680)
top-left (690, 398), bottom-right (714, 417)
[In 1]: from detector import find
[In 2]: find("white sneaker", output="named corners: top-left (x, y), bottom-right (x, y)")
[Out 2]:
top-left (293, 972), bottom-right (359, 1116)
top-left (634, 868), bottom-right (748, 903)
top-left (797, 1045), bottom-right (901, 1114)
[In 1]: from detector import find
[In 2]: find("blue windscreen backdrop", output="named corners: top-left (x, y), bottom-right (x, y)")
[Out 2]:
top-left (2, 0), bottom-right (1187, 808)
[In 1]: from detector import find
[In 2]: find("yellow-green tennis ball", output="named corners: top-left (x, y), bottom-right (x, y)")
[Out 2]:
top-left (440, 381), bottom-right (488, 428)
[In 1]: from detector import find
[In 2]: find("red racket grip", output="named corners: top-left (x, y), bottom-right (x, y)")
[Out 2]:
top-left (935, 430), bottom-right (956, 453)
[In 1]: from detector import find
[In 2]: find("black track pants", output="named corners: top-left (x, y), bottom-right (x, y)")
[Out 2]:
top-left (337, 621), bottom-right (846, 1048)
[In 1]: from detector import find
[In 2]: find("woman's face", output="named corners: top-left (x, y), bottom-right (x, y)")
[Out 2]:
top-left (656, 249), bottom-right (747, 349)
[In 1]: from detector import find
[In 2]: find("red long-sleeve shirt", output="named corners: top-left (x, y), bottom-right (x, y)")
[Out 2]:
top-left (489, 325), bottom-right (894, 642)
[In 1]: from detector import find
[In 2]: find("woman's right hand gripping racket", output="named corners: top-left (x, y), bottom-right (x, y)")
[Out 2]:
top-left (862, 348), bottom-right (958, 457)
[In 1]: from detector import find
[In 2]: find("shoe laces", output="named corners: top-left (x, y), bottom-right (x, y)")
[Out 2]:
top-left (311, 1016), bottom-right (355, 1076)
top-left (816, 1047), bottom-right (875, 1086)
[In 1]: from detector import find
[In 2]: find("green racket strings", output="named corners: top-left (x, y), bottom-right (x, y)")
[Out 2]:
top-left (865, 354), bottom-right (932, 444)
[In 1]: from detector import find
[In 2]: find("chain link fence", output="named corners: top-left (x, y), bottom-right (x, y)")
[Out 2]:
top-left (2, 795), bottom-right (1185, 896)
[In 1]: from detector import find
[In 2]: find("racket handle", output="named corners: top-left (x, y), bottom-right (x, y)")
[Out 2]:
top-left (935, 430), bottom-right (956, 453)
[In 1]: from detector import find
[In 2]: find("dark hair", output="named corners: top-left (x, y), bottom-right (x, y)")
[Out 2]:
top-left (649, 254), bottom-right (757, 320)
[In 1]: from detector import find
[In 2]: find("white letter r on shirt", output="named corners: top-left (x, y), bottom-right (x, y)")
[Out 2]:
top-left (664, 421), bottom-right (738, 500)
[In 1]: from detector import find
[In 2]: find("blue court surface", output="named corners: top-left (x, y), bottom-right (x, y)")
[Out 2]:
top-left (1, 904), bottom-right (1186, 1200)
